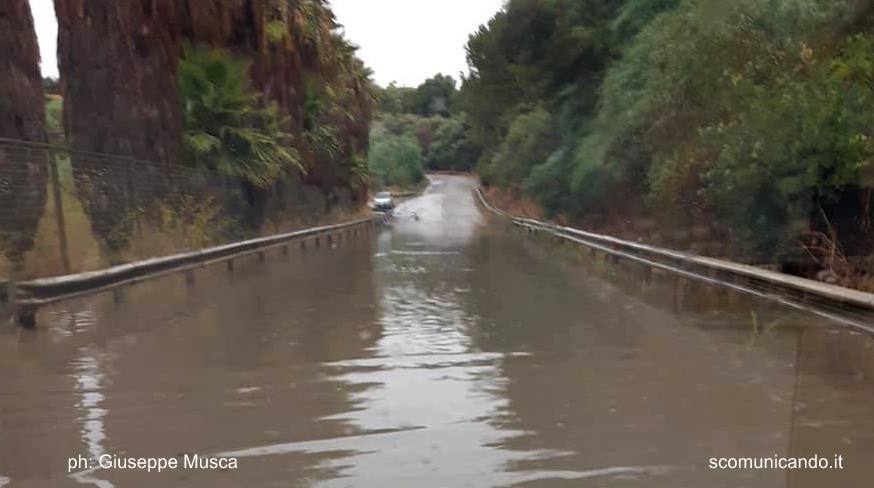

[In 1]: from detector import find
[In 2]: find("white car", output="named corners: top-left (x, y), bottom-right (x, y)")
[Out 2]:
top-left (372, 191), bottom-right (394, 210)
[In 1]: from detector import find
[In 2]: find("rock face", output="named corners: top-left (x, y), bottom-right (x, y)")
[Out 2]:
top-left (0, 0), bottom-right (46, 142)
top-left (54, 0), bottom-right (371, 170)
top-left (175, 0), bottom-right (372, 198)
top-left (49, 0), bottom-right (372, 255)
top-left (177, 0), bottom-right (306, 129)
top-left (0, 0), bottom-right (48, 267)
top-left (54, 0), bottom-right (183, 162)
top-left (53, 0), bottom-right (185, 255)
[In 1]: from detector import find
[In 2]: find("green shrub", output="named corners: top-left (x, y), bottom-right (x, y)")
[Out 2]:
top-left (179, 45), bottom-right (302, 188)
top-left (368, 127), bottom-right (425, 189)
top-left (426, 116), bottom-right (481, 172)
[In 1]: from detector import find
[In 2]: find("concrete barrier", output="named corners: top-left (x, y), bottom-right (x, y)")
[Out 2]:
top-left (476, 188), bottom-right (874, 334)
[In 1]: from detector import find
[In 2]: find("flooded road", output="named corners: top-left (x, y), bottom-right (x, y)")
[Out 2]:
top-left (1, 175), bottom-right (873, 487)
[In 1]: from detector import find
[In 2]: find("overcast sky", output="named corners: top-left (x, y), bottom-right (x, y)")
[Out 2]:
top-left (29, 0), bottom-right (504, 87)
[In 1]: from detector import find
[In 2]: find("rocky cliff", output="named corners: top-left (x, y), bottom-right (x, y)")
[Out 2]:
top-left (53, 0), bottom-right (371, 181)
top-left (0, 0), bottom-right (47, 267)
top-left (0, 0), bottom-right (46, 142)
top-left (175, 0), bottom-right (372, 197)
top-left (54, 0), bottom-right (183, 162)
top-left (46, 0), bottom-right (372, 257)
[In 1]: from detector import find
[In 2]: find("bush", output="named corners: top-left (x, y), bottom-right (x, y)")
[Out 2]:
top-left (426, 116), bottom-right (481, 172)
top-left (179, 45), bottom-right (302, 188)
top-left (368, 127), bottom-right (425, 189)
top-left (480, 106), bottom-right (558, 188)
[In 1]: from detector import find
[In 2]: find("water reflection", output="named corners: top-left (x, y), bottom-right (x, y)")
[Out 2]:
top-left (69, 347), bottom-right (114, 488)
top-left (0, 176), bottom-right (872, 486)
top-left (787, 327), bottom-right (874, 488)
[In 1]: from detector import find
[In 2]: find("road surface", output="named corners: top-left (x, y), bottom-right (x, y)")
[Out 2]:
top-left (0, 175), bottom-right (872, 487)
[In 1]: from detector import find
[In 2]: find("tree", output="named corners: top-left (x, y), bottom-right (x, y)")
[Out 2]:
top-left (426, 116), bottom-right (482, 172)
top-left (375, 82), bottom-right (417, 115)
top-left (42, 77), bottom-right (61, 95)
top-left (413, 74), bottom-right (457, 117)
top-left (458, 0), bottom-right (874, 272)
top-left (179, 45), bottom-right (303, 188)
top-left (368, 126), bottom-right (425, 189)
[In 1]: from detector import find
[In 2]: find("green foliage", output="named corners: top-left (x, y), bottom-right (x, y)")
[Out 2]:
top-left (368, 124), bottom-right (425, 189)
top-left (371, 109), bottom-right (482, 176)
top-left (700, 33), bottom-right (874, 256)
top-left (460, 0), bottom-right (874, 262)
top-left (45, 97), bottom-right (63, 145)
top-left (301, 75), bottom-right (341, 160)
top-left (426, 116), bottom-right (481, 171)
top-left (374, 74), bottom-right (458, 118)
top-left (375, 83), bottom-right (417, 115)
top-left (595, 0), bottom-right (862, 255)
top-left (179, 45), bottom-right (302, 188)
top-left (266, 20), bottom-right (288, 43)
top-left (412, 74), bottom-right (457, 117)
top-left (481, 106), bottom-right (558, 188)
top-left (461, 0), bottom-right (623, 194)
top-left (42, 77), bottom-right (60, 95)
top-left (610, 0), bottom-right (681, 44)
top-left (349, 152), bottom-right (372, 192)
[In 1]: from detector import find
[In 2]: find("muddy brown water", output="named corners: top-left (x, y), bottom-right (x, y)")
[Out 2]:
top-left (1, 175), bottom-right (872, 487)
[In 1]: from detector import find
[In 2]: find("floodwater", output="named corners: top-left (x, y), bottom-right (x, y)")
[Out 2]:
top-left (1, 175), bottom-right (873, 487)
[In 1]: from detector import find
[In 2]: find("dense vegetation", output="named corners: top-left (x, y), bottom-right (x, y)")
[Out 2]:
top-left (179, 46), bottom-right (303, 188)
top-left (368, 124), bottom-right (426, 190)
top-left (368, 74), bottom-right (481, 190)
top-left (460, 0), bottom-right (874, 285)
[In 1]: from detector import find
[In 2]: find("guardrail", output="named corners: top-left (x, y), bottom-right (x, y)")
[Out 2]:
top-left (476, 188), bottom-right (874, 334)
top-left (5, 214), bottom-right (391, 327)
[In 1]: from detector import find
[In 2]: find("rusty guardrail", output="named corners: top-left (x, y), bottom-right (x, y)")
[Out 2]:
top-left (476, 188), bottom-right (874, 334)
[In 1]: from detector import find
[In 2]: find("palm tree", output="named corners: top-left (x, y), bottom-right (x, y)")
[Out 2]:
top-left (179, 45), bottom-right (304, 188)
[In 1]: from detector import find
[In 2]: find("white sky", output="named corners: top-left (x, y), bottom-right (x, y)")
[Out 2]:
top-left (330, 0), bottom-right (504, 87)
top-left (30, 0), bottom-right (57, 78)
top-left (28, 0), bottom-right (505, 87)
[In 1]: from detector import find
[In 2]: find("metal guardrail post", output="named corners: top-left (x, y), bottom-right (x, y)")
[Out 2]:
top-left (9, 267), bottom-right (35, 329)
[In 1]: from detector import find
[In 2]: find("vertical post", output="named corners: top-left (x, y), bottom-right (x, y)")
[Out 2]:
top-left (47, 149), bottom-right (72, 274)
top-left (9, 266), bottom-right (35, 329)
top-left (673, 276), bottom-right (685, 318)
top-left (127, 158), bottom-right (139, 235)
top-left (641, 264), bottom-right (653, 287)
top-left (16, 307), bottom-right (36, 329)
top-left (8, 266), bottom-right (18, 323)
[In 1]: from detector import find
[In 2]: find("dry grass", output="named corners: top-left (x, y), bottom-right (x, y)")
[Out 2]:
top-left (484, 186), bottom-right (546, 221)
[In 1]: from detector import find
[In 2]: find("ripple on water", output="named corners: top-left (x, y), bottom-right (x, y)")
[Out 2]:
top-left (378, 285), bottom-right (476, 356)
